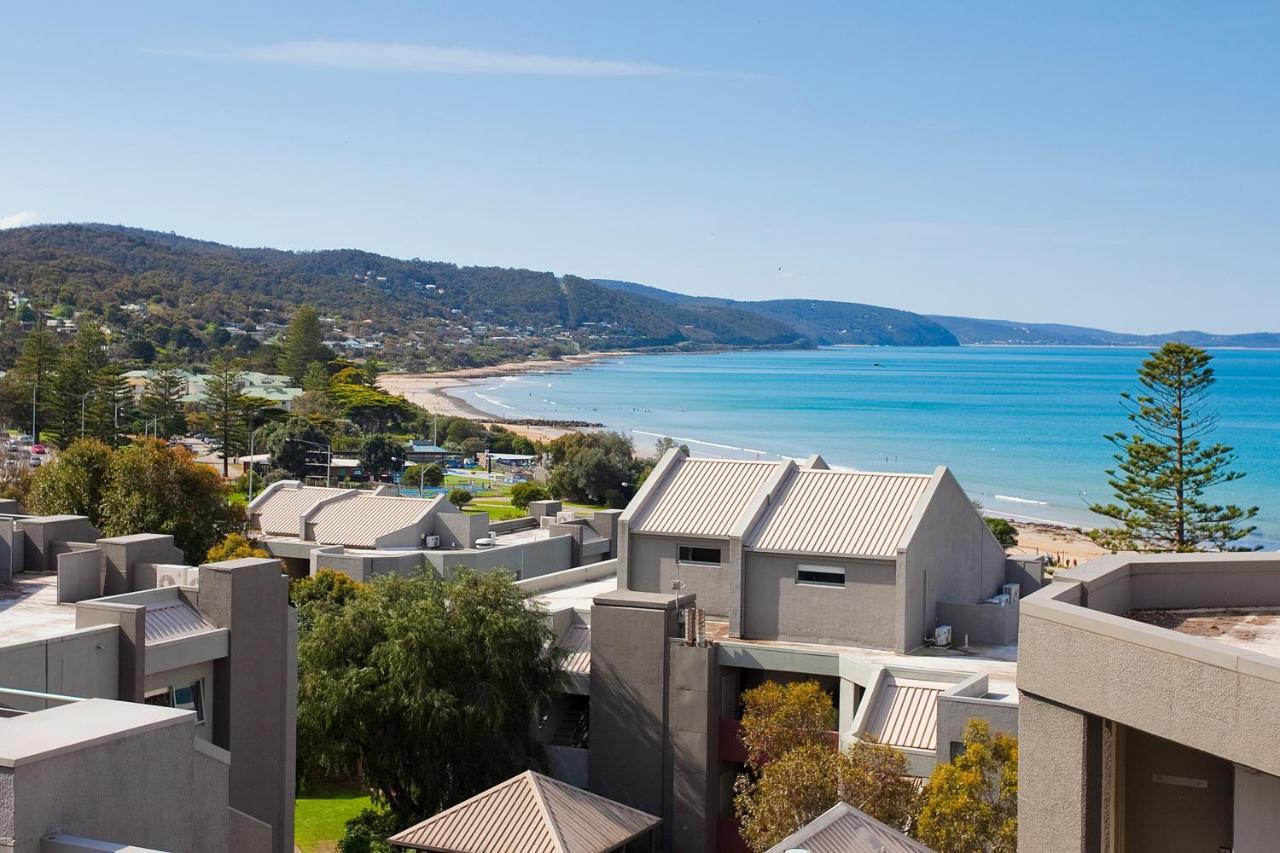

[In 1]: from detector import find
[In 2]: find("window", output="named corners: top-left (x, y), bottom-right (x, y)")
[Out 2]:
top-left (797, 564), bottom-right (845, 587)
top-left (678, 545), bottom-right (722, 565)
top-left (144, 680), bottom-right (206, 724)
top-left (950, 741), bottom-right (966, 762)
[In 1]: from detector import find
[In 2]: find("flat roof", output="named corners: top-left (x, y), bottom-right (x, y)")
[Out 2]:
top-left (530, 576), bottom-right (619, 611)
top-left (1127, 606), bottom-right (1280, 658)
top-left (0, 573), bottom-right (77, 644)
top-left (493, 526), bottom-right (553, 547)
top-left (0, 698), bottom-right (192, 768)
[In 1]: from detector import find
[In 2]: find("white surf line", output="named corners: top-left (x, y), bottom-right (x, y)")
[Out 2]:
top-left (994, 494), bottom-right (1050, 506)
top-left (631, 429), bottom-right (774, 457)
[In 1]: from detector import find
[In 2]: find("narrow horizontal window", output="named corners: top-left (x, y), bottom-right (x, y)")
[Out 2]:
top-left (679, 545), bottom-right (722, 565)
top-left (797, 565), bottom-right (845, 587)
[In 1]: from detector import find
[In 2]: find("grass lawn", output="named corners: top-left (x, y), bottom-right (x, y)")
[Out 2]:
top-left (295, 783), bottom-right (372, 852)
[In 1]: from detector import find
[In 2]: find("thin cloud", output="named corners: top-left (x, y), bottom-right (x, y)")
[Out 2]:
top-left (0, 211), bottom-right (39, 229)
top-left (157, 40), bottom-right (692, 77)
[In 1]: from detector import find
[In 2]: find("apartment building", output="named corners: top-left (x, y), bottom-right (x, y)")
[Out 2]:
top-left (1018, 552), bottom-right (1280, 853)
top-left (1, 510), bottom-right (296, 853)
top-left (250, 481), bottom-right (619, 582)
top-left (527, 448), bottom-right (1035, 853)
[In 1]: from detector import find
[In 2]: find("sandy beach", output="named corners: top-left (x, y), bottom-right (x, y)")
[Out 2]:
top-left (1007, 520), bottom-right (1111, 566)
top-left (380, 352), bottom-right (625, 442)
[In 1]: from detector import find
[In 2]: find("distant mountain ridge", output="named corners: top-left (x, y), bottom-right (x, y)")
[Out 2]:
top-left (593, 280), bottom-right (959, 346)
top-left (928, 315), bottom-right (1280, 348)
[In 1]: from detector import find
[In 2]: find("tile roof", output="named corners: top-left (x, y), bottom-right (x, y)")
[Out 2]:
top-left (629, 459), bottom-right (779, 538)
top-left (557, 622), bottom-right (591, 677)
top-left (144, 600), bottom-right (215, 642)
top-left (309, 494), bottom-right (440, 548)
top-left (764, 801), bottom-right (934, 853)
top-left (388, 770), bottom-right (660, 853)
top-left (253, 485), bottom-right (351, 537)
top-left (747, 469), bottom-right (932, 557)
top-left (862, 676), bottom-right (947, 751)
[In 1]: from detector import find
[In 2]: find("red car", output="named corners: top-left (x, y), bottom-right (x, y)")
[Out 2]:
top-left (31, 443), bottom-right (46, 455)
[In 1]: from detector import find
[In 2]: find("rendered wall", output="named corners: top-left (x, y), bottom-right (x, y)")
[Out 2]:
top-left (1234, 765), bottom-right (1280, 853)
top-left (1, 717), bottom-right (194, 853)
top-left (900, 470), bottom-right (1006, 651)
top-left (0, 629), bottom-right (119, 711)
top-left (627, 535), bottom-right (731, 617)
top-left (1017, 693), bottom-right (1096, 853)
top-left (15, 517), bottom-right (99, 573)
top-left (741, 553), bottom-right (896, 647)
top-left (666, 641), bottom-right (716, 853)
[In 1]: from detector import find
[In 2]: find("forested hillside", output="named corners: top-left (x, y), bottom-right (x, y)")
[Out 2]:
top-left (0, 224), bottom-right (804, 370)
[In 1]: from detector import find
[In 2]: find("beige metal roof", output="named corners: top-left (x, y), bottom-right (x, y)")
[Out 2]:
top-left (253, 485), bottom-right (351, 537)
top-left (309, 494), bottom-right (439, 548)
top-left (862, 676), bottom-right (946, 751)
top-left (764, 801), bottom-right (934, 853)
top-left (746, 469), bottom-right (932, 557)
top-left (389, 770), bottom-right (660, 853)
top-left (629, 458), bottom-right (779, 538)
top-left (557, 622), bottom-right (591, 677)
top-left (144, 600), bottom-right (215, 642)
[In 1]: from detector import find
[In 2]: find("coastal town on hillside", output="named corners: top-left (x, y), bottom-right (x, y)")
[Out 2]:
top-left (5, 6), bottom-right (1280, 853)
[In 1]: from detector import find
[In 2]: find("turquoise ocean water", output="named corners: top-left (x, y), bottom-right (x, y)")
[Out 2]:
top-left (448, 347), bottom-right (1280, 546)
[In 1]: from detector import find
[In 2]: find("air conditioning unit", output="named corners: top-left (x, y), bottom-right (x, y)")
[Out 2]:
top-left (934, 625), bottom-right (953, 647)
top-left (556, 511), bottom-right (576, 523)
top-left (1003, 583), bottom-right (1021, 603)
top-left (423, 535), bottom-right (441, 548)
top-left (156, 566), bottom-right (190, 588)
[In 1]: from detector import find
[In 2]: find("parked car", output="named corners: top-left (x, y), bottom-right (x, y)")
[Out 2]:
top-left (31, 443), bottom-right (46, 455)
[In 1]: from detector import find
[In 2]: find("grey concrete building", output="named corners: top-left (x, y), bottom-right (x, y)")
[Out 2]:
top-left (525, 450), bottom-right (1034, 853)
top-left (1018, 552), bottom-right (1280, 853)
top-left (250, 481), bottom-right (619, 582)
top-left (1, 511), bottom-right (295, 853)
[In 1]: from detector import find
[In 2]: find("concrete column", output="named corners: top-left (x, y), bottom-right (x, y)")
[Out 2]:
top-left (666, 642), bottom-right (716, 853)
top-left (1233, 765), bottom-right (1280, 853)
top-left (1018, 693), bottom-right (1098, 853)
top-left (198, 558), bottom-right (296, 853)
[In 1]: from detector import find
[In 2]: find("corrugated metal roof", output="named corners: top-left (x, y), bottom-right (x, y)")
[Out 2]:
top-left (629, 459), bottom-right (779, 537)
top-left (557, 622), bottom-right (591, 676)
top-left (764, 802), bottom-right (935, 853)
top-left (254, 485), bottom-right (351, 537)
top-left (863, 676), bottom-right (946, 751)
top-left (145, 600), bottom-right (215, 642)
top-left (747, 469), bottom-right (932, 557)
top-left (388, 770), bottom-right (660, 853)
top-left (309, 494), bottom-right (439, 548)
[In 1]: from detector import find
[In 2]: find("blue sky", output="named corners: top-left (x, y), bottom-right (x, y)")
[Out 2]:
top-left (3, 2), bottom-right (1277, 333)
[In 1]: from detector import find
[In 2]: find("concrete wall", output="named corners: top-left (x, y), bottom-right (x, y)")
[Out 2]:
top-left (192, 740), bottom-right (232, 853)
top-left (741, 553), bottom-right (897, 647)
top-left (666, 641), bottom-right (716, 853)
top-left (310, 548), bottom-right (426, 582)
top-left (432, 512), bottom-right (487, 550)
top-left (0, 628), bottom-right (119, 710)
top-left (1234, 765), bottom-right (1280, 853)
top-left (934, 600), bottom-right (1019, 646)
top-left (0, 517), bottom-right (22, 582)
top-left (900, 469), bottom-right (1006, 651)
top-left (516, 558), bottom-right (617, 595)
top-left (74, 602), bottom-right (146, 702)
top-left (627, 535), bottom-right (731, 618)
top-left (55, 548), bottom-right (101, 604)
top-left (425, 535), bottom-right (573, 581)
top-left (15, 517), bottom-right (100, 573)
top-left (197, 559), bottom-right (295, 853)
top-left (588, 590), bottom-right (690, 821)
top-left (97, 534), bottom-right (185, 597)
top-left (934, 676), bottom-right (1019, 765)
top-left (1017, 693), bottom-right (1098, 853)
top-left (0, 713), bottom-right (195, 853)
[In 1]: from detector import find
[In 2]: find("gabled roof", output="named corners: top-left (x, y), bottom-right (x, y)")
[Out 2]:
top-left (388, 770), bottom-right (660, 853)
top-left (309, 493), bottom-right (440, 548)
top-left (628, 458), bottom-right (780, 538)
top-left (764, 801), bottom-right (934, 853)
top-left (746, 469), bottom-right (934, 558)
top-left (862, 675), bottom-right (948, 751)
top-left (251, 484), bottom-right (352, 537)
top-left (144, 599), bottom-right (216, 643)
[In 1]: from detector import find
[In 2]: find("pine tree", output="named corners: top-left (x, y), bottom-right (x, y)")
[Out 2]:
top-left (279, 305), bottom-right (329, 383)
top-left (50, 324), bottom-right (108, 444)
top-left (1090, 343), bottom-right (1258, 551)
top-left (139, 364), bottom-right (188, 439)
top-left (87, 366), bottom-right (131, 445)
top-left (9, 328), bottom-right (62, 438)
top-left (204, 356), bottom-right (249, 477)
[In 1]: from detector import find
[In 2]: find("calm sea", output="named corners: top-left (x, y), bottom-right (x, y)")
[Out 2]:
top-left (449, 347), bottom-right (1280, 546)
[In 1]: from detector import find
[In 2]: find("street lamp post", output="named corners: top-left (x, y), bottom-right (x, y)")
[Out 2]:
top-left (286, 437), bottom-right (332, 488)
